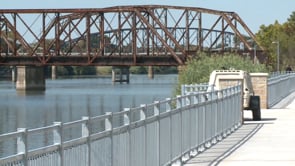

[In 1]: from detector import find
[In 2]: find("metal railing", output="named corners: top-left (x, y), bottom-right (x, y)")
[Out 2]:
top-left (0, 85), bottom-right (242, 166)
top-left (180, 83), bottom-right (211, 96)
top-left (268, 71), bottom-right (295, 107)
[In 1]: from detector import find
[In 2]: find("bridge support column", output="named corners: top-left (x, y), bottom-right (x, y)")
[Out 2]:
top-left (16, 66), bottom-right (45, 91)
top-left (112, 66), bottom-right (130, 84)
top-left (148, 66), bottom-right (154, 79)
top-left (51, 66), bottom-right (57, 80)
top-left (11, 66), bottom-right (17, 82)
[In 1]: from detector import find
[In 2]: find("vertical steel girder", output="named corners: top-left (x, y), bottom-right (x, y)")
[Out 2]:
top-left (0, 5), bottom-right (264, 66)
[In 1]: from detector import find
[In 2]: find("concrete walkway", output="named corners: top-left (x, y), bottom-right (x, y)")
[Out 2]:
top-left (184, 95), bottom-right (295, 166)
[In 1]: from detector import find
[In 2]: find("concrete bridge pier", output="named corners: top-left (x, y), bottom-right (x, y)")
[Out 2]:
top-left (51, 66), bottom-right (57, 80)
top-left (148, 66), bottom-right (154, 79)
top-left (11, 66), bottom-right (17, 82)
top-left (112, 66), bottom-right (130, 84)
top-left (16, 66), bottom-right (45, 91)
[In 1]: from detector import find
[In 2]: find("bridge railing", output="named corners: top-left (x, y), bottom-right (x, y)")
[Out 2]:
top-left (0, 85), bottom-right (242, 166)
top-left (268, 71), bottom-right (295, 107)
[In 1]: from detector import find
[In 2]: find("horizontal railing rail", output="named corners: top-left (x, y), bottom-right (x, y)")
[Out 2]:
top-left (268, 72), bottom-right (295, 107)
top-left (0, 85), bottom-right (242, 166)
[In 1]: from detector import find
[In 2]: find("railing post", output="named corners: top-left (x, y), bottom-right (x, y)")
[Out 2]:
top-left (153, 101), bottom-right (160, 166)
top-left (17, 128), bottom-right (28, 166)
top-left (82, 116), bottom-right (91, 166)
top-left (176, 96), bottom-right (182, 109)
top-left (154, 101), bottom-right (160, 115)
top-left (140, 104), bottom-right (147, 120)
top-left (193, 93), bottom-right (198, 105)
top-left (166, 98), bottom-right (172, 112)
top-left (105, 112), bottom-right (112, 131)
top-left (181, 84), bottom-right (186, 96)
top-left (140, 104), bottom-right (147, 166)
top-left (53, 122), bottom-right (63, 166)
top-left (176, 95), bottom-right (183, 165)
top-left (185, 94), bottom-right (191, 106)
top-left (104, 112), bottom-right (113, 166)
top-left (164, 98), bottom-right (172, 165)
top-left (123, 108), bottom-right (130, 125)
top-left (82, 116), bottom-right (90, 137)
top-left (123, 108), bottom-right (131, 166)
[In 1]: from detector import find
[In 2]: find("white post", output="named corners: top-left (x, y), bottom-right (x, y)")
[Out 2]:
top-left (105, 112), bottom-right (112, 131)
top-left (181, 85), bottom-right (185, 96)
top-left (17, 128), bottom-right (28, 166)
top-left (82, 116), bottom-right (91, 166)
top-left (123, 108), bottom-right (130, 125)
top-left (53, 122), bottom-right (63, 166)
top-left (176, 96), bottom-right (182, 109)
top-left (154, 101), bottom-right (160, 116)
top-left (104, 112), bottom-right (113, 166)
top-left (185, 95), bottom-right (191, 106)
top-left (166, 98), bottom-right (172, 112)
top-left (82, 116), bottom-right (90, 137)
top-left (140, 104), bottom-right (147, 120)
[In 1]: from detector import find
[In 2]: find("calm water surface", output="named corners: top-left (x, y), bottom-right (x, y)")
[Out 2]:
top-left (0, 74), bottom-right (177, 134)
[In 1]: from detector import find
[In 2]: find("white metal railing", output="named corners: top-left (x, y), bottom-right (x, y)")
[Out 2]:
top-left (181, 83), bottom-right (211, 96)
top-left (0, 85), bottom-right (242, 166)
top-left (268, 72), bottom-right (295, 107)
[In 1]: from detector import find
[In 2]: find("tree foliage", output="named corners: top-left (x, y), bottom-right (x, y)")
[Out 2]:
top-left (256, 12), bottom-right (295, 71)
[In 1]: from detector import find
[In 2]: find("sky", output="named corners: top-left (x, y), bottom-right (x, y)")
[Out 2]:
top-left (0, 0), bottom-right (294, 33)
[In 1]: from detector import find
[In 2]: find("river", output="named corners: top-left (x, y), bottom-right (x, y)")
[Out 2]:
top-left (0, 74), bottom-right (178, 134)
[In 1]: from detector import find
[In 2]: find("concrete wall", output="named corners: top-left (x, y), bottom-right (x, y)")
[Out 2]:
top-left (211, 72), bottom-right (269, 109)
top-left (250, 73), bottom-right (269, 109)
top-left (16, 66), bottom-right (45, 91)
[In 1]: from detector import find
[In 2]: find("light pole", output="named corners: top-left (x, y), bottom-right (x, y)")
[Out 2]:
top-left (272, 41), bottom-right (280, 72)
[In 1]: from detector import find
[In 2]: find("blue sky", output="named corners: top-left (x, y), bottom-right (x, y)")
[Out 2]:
top-left (1, 0), bottom-right (294, 33)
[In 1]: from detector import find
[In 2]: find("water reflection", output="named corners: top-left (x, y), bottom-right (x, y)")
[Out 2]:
top-left (16, 90), bottom-right (45, 96)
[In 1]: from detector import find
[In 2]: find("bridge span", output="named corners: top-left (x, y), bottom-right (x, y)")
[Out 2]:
top-left (0, 5), bottom-right (264, 66)
top-left (0, 5), bottom-right (265, 90)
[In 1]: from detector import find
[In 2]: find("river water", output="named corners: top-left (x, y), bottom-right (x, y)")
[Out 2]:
top-left (0, 74), bottom-right (177, 134)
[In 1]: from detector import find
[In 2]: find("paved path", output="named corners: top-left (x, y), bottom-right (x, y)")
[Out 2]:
top-left (184, 95), bottom-right (295, 166)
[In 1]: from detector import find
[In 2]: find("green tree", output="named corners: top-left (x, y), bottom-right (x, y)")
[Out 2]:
top-left (256, 21), bottom-right (283, 70)
top-left (256, 11), bottom-right (295, 71)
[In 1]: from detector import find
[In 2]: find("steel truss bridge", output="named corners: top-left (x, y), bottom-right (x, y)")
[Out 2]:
top-left (0, 5), bottom-right (264, 66)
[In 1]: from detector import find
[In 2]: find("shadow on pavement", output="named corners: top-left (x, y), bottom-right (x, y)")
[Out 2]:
top-left (184, 123), bottom-right (263, 166)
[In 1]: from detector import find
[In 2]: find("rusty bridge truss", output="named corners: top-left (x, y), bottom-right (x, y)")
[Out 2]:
top-left (0, 5), bottom-right (264, 66)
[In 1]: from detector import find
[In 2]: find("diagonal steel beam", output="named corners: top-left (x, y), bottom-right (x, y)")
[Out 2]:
top-left (1, 16), bottom-right (32, 54)
top-left (134, 9), bottom-right (185, 65)
top-left (196, 16), bottom-right (223, 52)
top-left (221, 13), bottom-right (252, 50)
top-left (147, 9), bottom-right (187, 60)
top-left (233, 13), bottom-right (265, 51)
